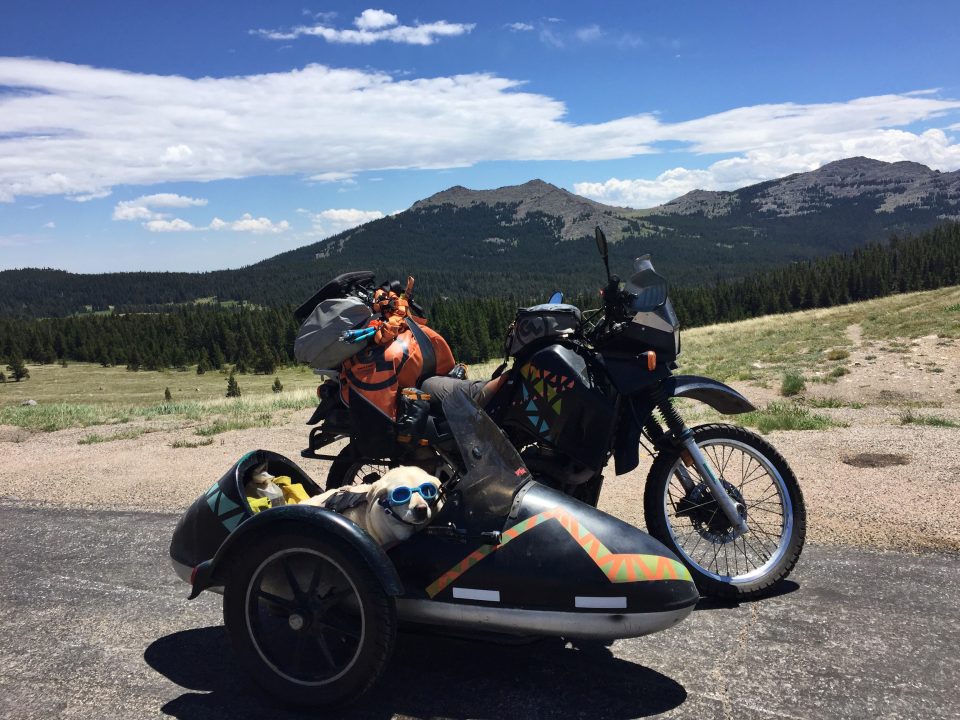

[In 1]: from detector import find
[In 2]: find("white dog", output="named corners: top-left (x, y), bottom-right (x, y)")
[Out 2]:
top-left (302, 466), bottom-right (443, 547)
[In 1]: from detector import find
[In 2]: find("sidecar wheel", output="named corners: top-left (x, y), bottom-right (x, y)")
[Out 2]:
top-left (223, 530), bottom-right (396, 707)
top-left (644, 423), bottom-right (806, 600)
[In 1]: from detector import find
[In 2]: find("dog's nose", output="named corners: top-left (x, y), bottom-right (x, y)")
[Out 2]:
top-left (412, 504), bottom-right (429, 522)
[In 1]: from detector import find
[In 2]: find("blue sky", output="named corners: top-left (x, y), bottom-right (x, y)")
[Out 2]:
top-left (2, 0), bottom-right (959, 272)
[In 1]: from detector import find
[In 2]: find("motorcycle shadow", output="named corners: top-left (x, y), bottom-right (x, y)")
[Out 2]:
top-left (694, 579), bottom-right (800, 611)
top-left (146, 625), bottom-right (687, 720)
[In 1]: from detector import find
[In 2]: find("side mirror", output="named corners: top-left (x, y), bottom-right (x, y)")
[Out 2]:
top-left (594, 226), bottom-right (608, 259)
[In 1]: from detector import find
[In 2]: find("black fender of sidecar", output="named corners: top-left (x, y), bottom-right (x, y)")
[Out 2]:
top-left (188, 504), bottom-right (404, 599)
top-left (169, 448), bottom-right (402, 600)
top-left (613, 375), bottom-right (755, 475)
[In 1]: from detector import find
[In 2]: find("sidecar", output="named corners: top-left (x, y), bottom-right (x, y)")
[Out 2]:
top-left (169, 391), bottom-right (699, 707)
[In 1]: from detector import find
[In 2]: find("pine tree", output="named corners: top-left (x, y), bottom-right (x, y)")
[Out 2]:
top-left (210, 344), bottom-right (226, 370)
top-left (7, 357), bottom-right (29, 382)
top-left (226, 370), bottom-right (241, 398)
top-left (164, 387), bottom-right (173, 402)
top-left (254, 346), bottom-right (277, 375)
top-left (272, 377), bottom-right (283, 394)
top-left (196, 349), bottom-right (211, 375)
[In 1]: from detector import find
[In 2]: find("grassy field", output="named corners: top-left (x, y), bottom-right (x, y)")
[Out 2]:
top-left (0, 363), bottom-right (322, 406)
top-left (2, 285), bottom-right (958, 436)
top-left (677, 284), bottom-right (960, 384)
top-left (0, 364), bottom-right (323, 433)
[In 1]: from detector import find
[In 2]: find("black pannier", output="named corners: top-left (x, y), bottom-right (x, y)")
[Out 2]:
top-left (506, 303), bottom-right (581, 357)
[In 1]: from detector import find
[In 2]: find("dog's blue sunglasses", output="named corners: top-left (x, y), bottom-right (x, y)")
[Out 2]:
top-left (383, 482), bottom-right (439, 506)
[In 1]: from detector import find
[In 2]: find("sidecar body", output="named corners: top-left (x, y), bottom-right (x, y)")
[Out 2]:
top-left (169, 391), bottom-right (698, 706)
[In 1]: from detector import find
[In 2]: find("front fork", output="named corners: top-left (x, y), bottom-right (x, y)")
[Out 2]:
top-left (646, 399), bottom-right (749, 536)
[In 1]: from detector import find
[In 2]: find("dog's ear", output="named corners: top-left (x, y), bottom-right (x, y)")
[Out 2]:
top-left (366, 482), bottom-right (389, 505)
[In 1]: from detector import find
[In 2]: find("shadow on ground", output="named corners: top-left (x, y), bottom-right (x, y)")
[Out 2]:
top-left (693, 579), bottom-right (800, 611)
top-left (146, 625), bottom-right (686, 720)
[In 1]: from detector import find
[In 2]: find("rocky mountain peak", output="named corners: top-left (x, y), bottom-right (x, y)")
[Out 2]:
top-left (653, 157), bottom-right (959, 218)
top-left (412, 178), bottom-right (635, 241)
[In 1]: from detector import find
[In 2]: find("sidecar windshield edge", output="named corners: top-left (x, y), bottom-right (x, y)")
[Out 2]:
top-left (441, 389), bottom-right (529, 518)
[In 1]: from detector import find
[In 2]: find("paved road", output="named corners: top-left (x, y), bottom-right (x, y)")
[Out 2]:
top-left (0, 502), bottom-right (957, 720)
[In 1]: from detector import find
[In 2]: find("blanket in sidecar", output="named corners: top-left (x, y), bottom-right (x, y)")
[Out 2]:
top-left (339, 320), bottom-right (454, 418)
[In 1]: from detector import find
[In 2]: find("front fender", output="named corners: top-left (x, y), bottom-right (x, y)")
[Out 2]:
top-left (666, 375), bottom-right (756, 414)
top-left (613, 374), bottom-right (755, 475)
top-left (189, 504), bottom-right (404, 599)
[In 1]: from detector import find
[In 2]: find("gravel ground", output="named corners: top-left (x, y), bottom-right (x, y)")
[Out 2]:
top-left (2, 329), bottom-right (958, 553)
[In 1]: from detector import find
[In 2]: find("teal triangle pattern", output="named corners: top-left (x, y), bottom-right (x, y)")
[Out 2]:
top-left (222, 513), bottom-right (245, 532)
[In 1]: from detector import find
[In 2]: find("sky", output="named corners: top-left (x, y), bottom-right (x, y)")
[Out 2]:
top-left (2, 0), bottom-right (960, 273)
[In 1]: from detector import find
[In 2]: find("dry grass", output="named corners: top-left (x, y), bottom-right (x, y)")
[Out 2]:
top-left (0, 362), bottom-right (322, 407)
top-left (1, 387), bottom-right (317, 432)
top-left (679, 285), bottom-right (960, 384)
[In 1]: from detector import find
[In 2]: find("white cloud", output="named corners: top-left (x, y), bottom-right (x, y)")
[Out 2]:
top-left (355, 9), bottom-right (397, 31)
top-left (254, 9), bottom-right (474, 45)
top-left (1, 58), bottom-right (959, 204)
top-left (575, 128), bottom-right (960, 208)
top-left (42, 221), bottom-right (55, 229)
top-left (307, 171), bottom-right (357, 183)
top-left (145, 218), bottom-right (196, 232)
top-left (539, 27), bottom-right (565, 48)
top-left (506, 22), bottom-right (534, 32)
top-left (536, 21), bottom-right (640, 48)
top-left (575, 25), bottom-right (603, 43)
top-left (139, 214), bottom-right (290, 234)
top-left (67, 189), bottom-right (112, 202)
top-left (309, 208), bottom-right (385, 236)
top-left (111, 193), bottom-right (286, 233)
top-left (211, 213), bottom-right (291, 234)
top-left (161, 144), bottom-right (194, 163)
top-left (112, 193), bottom-right (208, 221)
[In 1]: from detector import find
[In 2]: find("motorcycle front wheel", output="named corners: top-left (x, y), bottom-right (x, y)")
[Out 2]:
top-left (643, 423), bottom-right (806, 600)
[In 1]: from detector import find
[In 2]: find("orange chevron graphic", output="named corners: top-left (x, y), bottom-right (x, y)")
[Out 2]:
top-left (425, 506), bottom-right (692, 598)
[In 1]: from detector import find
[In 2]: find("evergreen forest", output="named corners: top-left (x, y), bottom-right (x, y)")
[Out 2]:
top-left (1, 222), bottom-right (958, 372)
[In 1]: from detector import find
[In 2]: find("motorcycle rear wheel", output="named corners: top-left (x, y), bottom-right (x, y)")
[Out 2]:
top-left (325, 445), bottom-right (391, 490)
top-left (643, 423), bottom-right (806, 600)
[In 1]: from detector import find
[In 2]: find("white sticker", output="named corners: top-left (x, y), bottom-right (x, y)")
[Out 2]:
top-left (575, 596), bottom-right (627, 609)
top-left (452, 587), bottom-right (501, 602)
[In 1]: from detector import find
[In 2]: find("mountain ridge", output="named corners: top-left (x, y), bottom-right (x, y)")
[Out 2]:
top-left (656, 156), bottom-right (960, 218)
top-left (3, 157), bottom-right (960, 318)
top-left (412, 178), bottom-right (635, 241)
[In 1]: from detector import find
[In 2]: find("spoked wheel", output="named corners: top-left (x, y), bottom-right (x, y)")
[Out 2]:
top-left (644, 424), bottom-right (806, 600)
top-left (325, 444), bottom-right (455, 490)
top-left (223, 530), bottom-right (396, 707)
top-left (325, 444), bottom-right (391, 490)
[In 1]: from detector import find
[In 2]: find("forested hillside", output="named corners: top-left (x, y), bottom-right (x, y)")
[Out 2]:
top-left (2, 223), bottom-right (958, 371)
top-left (3, 159), bottom-right (958, 319)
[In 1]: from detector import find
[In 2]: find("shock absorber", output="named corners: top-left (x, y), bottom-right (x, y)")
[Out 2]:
top-left (650, 385), bottom-right (690, 441)
top-left (652, 383), bottom-right (749, 535)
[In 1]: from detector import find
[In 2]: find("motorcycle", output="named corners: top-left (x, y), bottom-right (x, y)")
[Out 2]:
top-left (301, 227), bottom-right (806, 599)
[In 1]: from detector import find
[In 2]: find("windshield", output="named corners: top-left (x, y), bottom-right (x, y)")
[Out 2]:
top-left (441, 389), bottom-right (530, 526)
top-left (625, 254), bottom-right (668, 312)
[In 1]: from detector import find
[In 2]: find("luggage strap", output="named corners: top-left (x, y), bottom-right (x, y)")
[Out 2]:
top-left (405, 317), bottom-right (436, 388)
